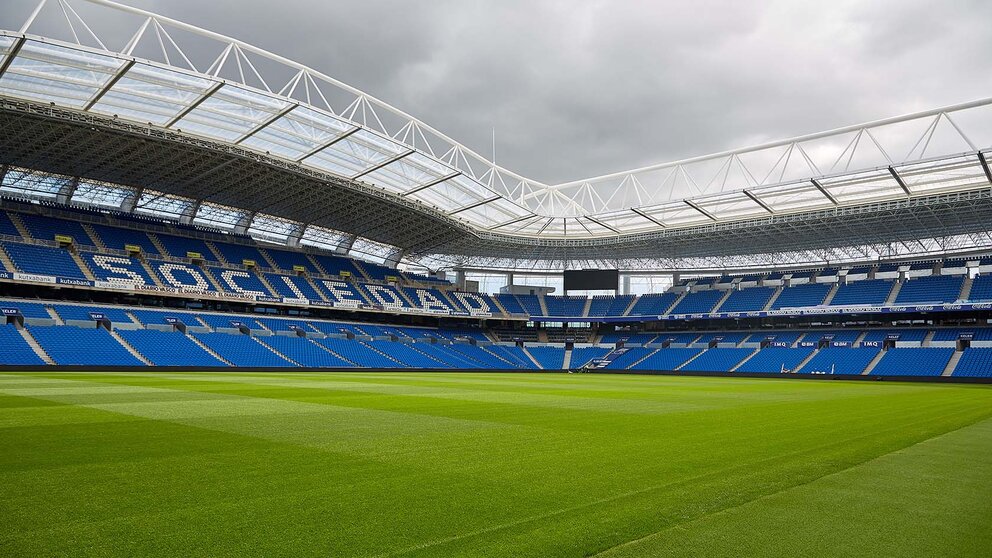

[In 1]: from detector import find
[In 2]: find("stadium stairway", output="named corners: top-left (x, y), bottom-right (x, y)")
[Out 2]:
top-left (520, 346), bottom-right (543, 368)
top-left (18, 327), bottom-right (55, 364)
top-left (729, 348), bottom-right (760, 372)
top-left (0, 243), bottom-right (16, 272)
top-left (254, 337), bottom-right (301, 366)
top-left (69, 250), bottom-right (97, 281)
top-left (943, 351), bottom-right (963, 376)
top-left (200, 267), bottom-right (228, 292)
top-left (960, 276), bottom-right (974, 300)
top-left (581, 298), bottom-right (593, 318)
top-left (621, 296), bottom-right (639, 316)
top-left (794, 347), bottom-right (820, 371)
top-left (80, 223), bottom-right (105, 249)
top-left (139, 259), bottom-right (166, 287)
top-left (359, 341), bottom-right (405, 367)
top-left (45, 307), bottom-right (64, 325)
top-left (107, 329), bottom-right (153, 366)
top-left (628, 348), bottom-right (660, 369)
top-left (861, 350), bottom-right (887, 375)
top-left (561, 349), bottom-right (572, 369)
top-left (762, 287), bottom-right (783, 310)
top-left (146, 233), bottom-right (169, 259)
top-left (6, 212), bottom-right (33, 239)
top-left (537, 295), bottom-right (550, 317)
top-left (709, 289), bottom-right (735, 313)
top-left (885, 281), bottom-right (903, 305)
top-left (821, 283), bottom-right (840, 305)
top-left (187, 334), bottom-right (233, 365)
top-left (675, 348), bottom-right (708, 370)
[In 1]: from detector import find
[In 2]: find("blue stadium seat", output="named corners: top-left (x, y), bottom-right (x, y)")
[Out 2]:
top-left (154, 234), bottom-right (218, 261)
top-left (515, 295), bottom-right (544, 317)
top-left (486, 345), bottom-right (537, 368)
top-left (669, 289), bottom-right (724, 315)
top-left (0, 212), bottom-right (22, 238)
top-left (210, 266), bottom-right (273, 296)
top-left (87, 224), bottom-right (158, 254)
top-left (570, 347), bottom-right (610, 368)
top-left (117, 329), bottom-right (226, 366)
top-left (191, 332), bottom-right (295, 367)
top-left (51, 304), bottom-right (132, 323)
top-left (969, 275), bottom-right (992, 302)
top-left (212, 242), bottom-right (268, 267)
top-left (718, 287), bottom-right (775, 312)
top-left (82, 253), bottom-right (156, 285)
top-left (771, 283), bottom-right (830, 309)
top-left (628, 293), bottom-right (678, 316)
top-left (493, 294), bottom-right (526, 314)
top-left (800, 348), bottom-right (878, 374)
top-left (527, 346), bottom-right (565, 369)
top-left (0, 300), bottom-right (53, 319)
top-left (259, 336), bottom-right (353, 367)
top-left (952, 348), bottom-right (992, 377)
top-left (17, 214), bottom-right (94, 245)
top-left (265, 248), bottom-right (316, 272)
top-left (680, 348), bottom-right (752, 372)
top-left (313, 338), bottom-right (401, 367)
top-left (870, 347), bottom-right (954, 376)
top-left (630, 348), bottom-right (701, 371)
top-left (895, 275), bottom-right (963, 304)
top-left (2, 242), bottom-right (86, 279)
top-left (603, 347), bottom-right (655, 369)
top-left (735, 347), bottom-right (814, 373)
top-left (29, 325), bottom-right (145, 366)
top-left (265, 273), bottom-right (322, 300)
top-left (0, 325), bottom-right (46, 365)
top-left (829, 279), bottom-right (893, 306)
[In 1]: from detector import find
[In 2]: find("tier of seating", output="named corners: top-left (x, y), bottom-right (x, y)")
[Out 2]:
top-left (2, 206), bottom-right (992, 323)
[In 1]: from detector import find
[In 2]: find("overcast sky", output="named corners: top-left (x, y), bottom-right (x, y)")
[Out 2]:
top-left (6, 0), bottom-right (992, 184)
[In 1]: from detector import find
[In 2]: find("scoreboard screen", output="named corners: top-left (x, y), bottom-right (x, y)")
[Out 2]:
top-left (563, 269), bottom-right (619, 291)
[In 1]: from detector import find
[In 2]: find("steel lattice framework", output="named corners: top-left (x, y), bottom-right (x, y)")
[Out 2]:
top-left (1, 0), bottom-right (991, 271)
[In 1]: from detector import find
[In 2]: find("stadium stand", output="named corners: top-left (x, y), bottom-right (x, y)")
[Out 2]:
top-left (2, 242), bottom-right (87, 279)
top-left (0, 325), bottom-right (47, 365)
top-left (117, 329), bottom-right (226, 367)
top-left (829, 279), bottom-right (893, 306)
top-left (894, 275), bottom-right (963, 304)
top-left (800, 348), bottom-right (879, 375)
top-left (669, 289), bottom-right (725, 315)
top-left (629, 348), bottom-right (701, 371)
top-left (870, 348), bottom-right (955, 376)
top-left (191, 332), bottom-right (295, 367)
top-left (735, 347), bottom-right (815, 373)
top-left (28, 326), bottom-right (145, 366)
top-left (953, 348), bottom-right (992, 377)
top-left (680, 348), bottom-right (752, 372)
top-left (718, 287), bottom-right (775, 312)
top-left (771, 283), bottom-right (831, 309)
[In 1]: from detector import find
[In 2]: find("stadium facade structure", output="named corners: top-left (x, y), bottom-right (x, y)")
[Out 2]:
top-left (0, 0), bottom-right (991, 276)
top-left (1, 1), bottom-right (992, 380)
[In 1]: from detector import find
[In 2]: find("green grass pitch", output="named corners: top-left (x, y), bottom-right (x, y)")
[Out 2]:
top-left (1, 372), bottom-right (991, 557)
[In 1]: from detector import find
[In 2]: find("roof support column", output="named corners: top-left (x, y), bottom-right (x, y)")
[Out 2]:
top-left (286, 223), bottom-right (306, 248)
top-left (383, 247), bottom-right (405, 269)
top-left (55, 176), bottom-right (79, 205)
top-left (179, 200), bottom-right (202, 225)
top-left (232, 211), bottom-right (255, 235)
top-left (120, 187), bottom-right (141, 213)
top-left (336, 234), bottom-right (356, 255)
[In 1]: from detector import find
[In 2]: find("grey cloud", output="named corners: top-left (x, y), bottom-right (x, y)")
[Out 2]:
top-left (6, 0), bottom-right (990, 184)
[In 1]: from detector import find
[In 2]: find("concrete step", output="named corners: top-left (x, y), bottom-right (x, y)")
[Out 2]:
top-left (763, 287), bottom-right (783, 311)
top-left (884, 281), bottom-right (903, 305)
top-left (187, 334), bottom-right (233, 366)
top-left (627, 348), bottom-right (660, 370)
top-left (520, 346), bottom-right (543, 369)
top-left (108, 329), bottom-right (153, 366)
top-left (308, 338), bottom-right (357, 366)
top-left (822, 283), bottom-right (840, 305)
top-left (794, 348), bottom-right (820, 373)
top-left (69, 250), bottom-right (97, 281)
top-left (675, 348), bottom-right (707, 371)
top-left (621, 295), bottom-right (639, 317)
top-left (729, 348), bottom-right (760, 372)
top-left (253, 336), bottom-right (299, 366)
top-left (862, 349), bottom-right (887, 375)
top-left (0, 243), bottom-right (17, 273)
top-left (45, 306), bottom-right (64, 325)
top-left (18, 327), bottom-right (54, 365)
top-left (710, 289), bottom-right (734, 313)
top-left (942, 350), bottom-right (963, 377)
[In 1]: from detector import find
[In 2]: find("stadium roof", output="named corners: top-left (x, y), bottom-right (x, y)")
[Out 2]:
top-left (1, 0), bottom-right (992, 271)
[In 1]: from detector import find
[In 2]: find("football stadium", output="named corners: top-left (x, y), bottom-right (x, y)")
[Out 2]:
top-left (1, 1), bottom-right (991, 556)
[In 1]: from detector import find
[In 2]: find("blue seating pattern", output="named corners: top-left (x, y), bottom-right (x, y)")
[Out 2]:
top-left (527, 346), bottom-right (565, 369)
top-left (735, 347), bottom-right (814, 373)
top-left (771, 283), bottom-right (830, 309)
top-left (871, 347), bottom-right (954, 376)
top-left (718, 287), bottom-right (775, 312)
top-left (680, 348), bottom-right (752, 372)
top-left (669, 289), bottom-right (725, 315)
top-left (953, 348), bottom-right (992, 377)
top-left (829, 279), bottom-right (893, 306)
top-left (2, 242), bottom-right (86, 279)
top-left (628, 293), bottom-right (678, 316)
top-left (29, 326), bottom-right (145, 366)
top-left (0, 325), bottom-right (46, 365)
top-left (630, 348), bottom-right (701, 371)
top-left (895, 275), bottom-right (963, 304)
top-left (969, 275), bottom-right (992, 302)
top-left (570, 347), bottom-right (610, 368)
top-left (260, 336), bottom-right (353, 367)
top-left (18, 213), bottom-right (94, 245)
top-left (118, 329), bottom-right (226, 367)
top-left (800, 348), bottom-right (878, 374)
top-left (191, 333), bottom-right (294, 367)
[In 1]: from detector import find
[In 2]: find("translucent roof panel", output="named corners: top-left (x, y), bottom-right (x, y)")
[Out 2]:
top-left (362, 151), bottom-right (451, 194)
top-left (172, 84), bottom-right (290, 142)
top-left (90, 62), bottom-right (214, 126)
top-left (193, 202), bottom-right (246, 231)
top-left (301, 225), bottom-right (350, 252)
top-left (897, 155), bottom-right (989, 195)
top-left (414, 174), bottom-right (491, 212)
top-left (752, 181), bottom-right (834, 213)
top-left (692, 191), bottom-right (770, 220)
top-left (305, 128), bottom-right (407, 178)
top-left (0, 167), bottom-right (64, 199)
top-left (818, 169), bottom-right (902, 204)
top-left (637, 200), bottom-right (712, 228)
top-left (453, 196), bottom-right (535, 228)
top-left (133, 190), bottom-right (193, 221)
top-left (70, 181), bottom-right (135, 209)
top-left (240, 105), bottom-right (354, 160)
top-left (591, 210), bottom-right (658, 233)
top-left (0, 39), bottom-right (125, 109)
top-left (248, 213), bottom-right (299, 243)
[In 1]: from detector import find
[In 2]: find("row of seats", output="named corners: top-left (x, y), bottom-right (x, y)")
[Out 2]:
top-left (4, 320), bottom-right (987, 376)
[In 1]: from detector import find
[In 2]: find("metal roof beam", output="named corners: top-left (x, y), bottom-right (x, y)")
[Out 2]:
top-left (630, 207), bottom-right (667, 228)
top-left (295, 126), bottom-right (361, 162)
top-left (83, 60), bottom-right (135, 111)
top-left (979, 152), bottom-right (992, 186)
top-left (684, 199), bottom-right (717, 221)
top-left (489, 214), bottom-right (537, 230)
top-left (401, 171), bottom-right (461, 196)
top-left (165, 81), bottom-right (223, 128)
top-left (0, 36), bottom-right (25, 80)
top-left (743, 189), bottom-right (775, 213)
top-left (234, 102), bottom-right (298, 144)
top-left (448, 196), bottom-right (501, 216)
top-left (888, 166), bottom-right (912, 196)
top-left (810, 178), bottom-right (839, 205)
top-left (585, 215), bottom-right (621, 234)
top-left (351, 148), bottom-right (415, 180)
